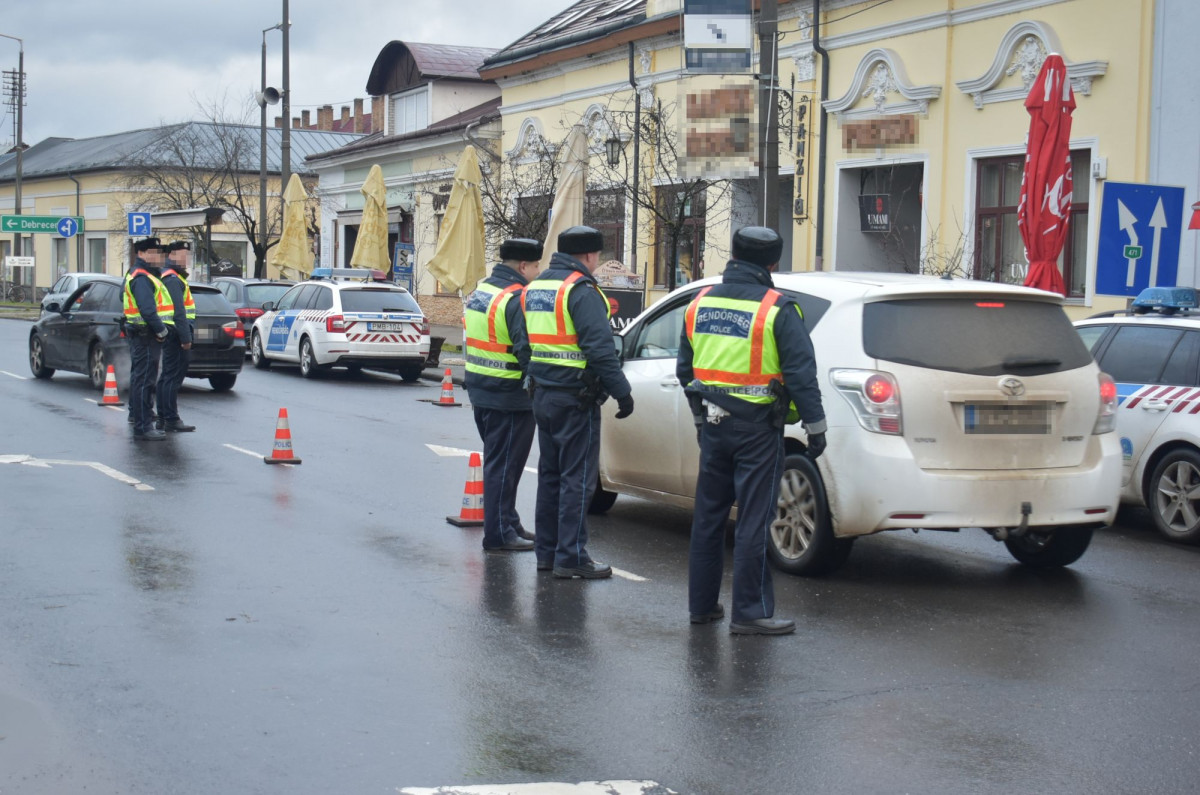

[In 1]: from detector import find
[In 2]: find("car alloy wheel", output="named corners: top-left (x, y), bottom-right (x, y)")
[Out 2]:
top-left (89, 344), bottom-right (106, 390)
top-left (252, 332), bottom-right (271, 370)
top-left (29, 335), bottom-right (54, 379)
top-left (299, 338), bottom-right (318, 378)
top-left (1149, 450), bottom-right (1200, 544)
top-left (768, 453), bottom-right (852, 576)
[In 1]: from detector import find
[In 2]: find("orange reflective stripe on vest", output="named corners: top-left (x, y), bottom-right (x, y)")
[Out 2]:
top-left (467, 283), bottom-right (522, 353)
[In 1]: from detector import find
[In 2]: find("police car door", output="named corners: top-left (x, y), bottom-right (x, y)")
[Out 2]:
top-left (264, 284), bottom-right (310, 361)
top-left (1094, 324), bottom-right (1200, 488)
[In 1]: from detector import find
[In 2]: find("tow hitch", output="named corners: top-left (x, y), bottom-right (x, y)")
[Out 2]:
top-left (989, 501), bottom-right (1032, 541)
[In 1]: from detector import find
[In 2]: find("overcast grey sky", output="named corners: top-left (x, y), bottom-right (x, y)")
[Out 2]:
top-left (0, 0), bottom-right (575, 146)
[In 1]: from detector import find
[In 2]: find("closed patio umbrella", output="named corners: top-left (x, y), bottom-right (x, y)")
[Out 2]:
top-left (350, 164), bottom-right (392, 271)
top-left (274, 173), bottom-right (312, 279)
top-left (540, 124), bottom-right (589, 270)
top-left (1019, 54), bottom-right (1075, 295)
top-left (426, 145), bottom-right (486, 295)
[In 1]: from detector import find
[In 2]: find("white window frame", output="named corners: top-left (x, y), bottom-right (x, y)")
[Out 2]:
top-left (390, 85), bottom-right (430, 136)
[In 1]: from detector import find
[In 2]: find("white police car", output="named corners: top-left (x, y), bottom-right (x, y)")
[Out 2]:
top-left (1075, 286), bottom-right (1200, 544)
top-left (249, 268), bottom-right (429, 381)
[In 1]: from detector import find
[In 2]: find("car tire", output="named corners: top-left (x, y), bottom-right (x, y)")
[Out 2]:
top-left (251, 331), bottom-right (271, 370)
top-left (298, 337), bottom-right (320, 378)
top-left (1148, 449), bottom-right (1200, 544)
top-left (29, 334), bottom-right (54, 379)
top-left (768, 453), bottom-right (853, 576)
top-left (208, 373), bottom-right (237, 392)
top-left (1004, 527), bottom-right (1093, 568)
top-left (588, 478), bottom-right (618, 514)
top-left (88, 343), bottom-right (106, 390)
top-left (398, 364), bottom-right (423, 383)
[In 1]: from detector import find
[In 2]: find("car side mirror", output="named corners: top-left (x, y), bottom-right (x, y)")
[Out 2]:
top-left (261, 301), bottom-right (275, 312)
top-left (47, 302), bottom-right (62, 313)
top-left (613, 334), bottom-right (625, 361)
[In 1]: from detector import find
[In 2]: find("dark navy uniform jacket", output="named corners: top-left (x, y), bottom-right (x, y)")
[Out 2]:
top-left (676, 259), bottom-right (826, 431)
top-left (160, 273), bottom-right (192, 345)
top-left (465, 262), bottom-right (532, 412)
top-left (129, 259), bottom-right (168, 337)
top-left (526, 252), bottom-right (631, 401)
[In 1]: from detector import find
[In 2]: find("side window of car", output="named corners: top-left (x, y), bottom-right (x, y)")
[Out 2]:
top-left (308, 286), bottom-right (333, 311)
top-left (1160, 330), bottom-right (1200, 387)
top-left (290, 285), bottom-right (318, 310)
top-left (63, 284), bottom-right (91, 312)
top-left (1096, 326), bottom-right (1183, 384)
top-left (1075, 325), bottom-right (1110, 355)
top-left (51, 276), bottom-right (69, 294)
top-left (274, 286), bottom-right (304, 312)
top-left (79, 283), bottom-right (113, 312)
top-left (629, 299), bottom-right (690, 359)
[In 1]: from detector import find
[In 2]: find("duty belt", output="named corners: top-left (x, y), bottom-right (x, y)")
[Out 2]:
top-left (466, 353), bottom-right (521, 371)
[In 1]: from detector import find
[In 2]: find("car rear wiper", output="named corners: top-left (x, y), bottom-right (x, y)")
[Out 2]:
top-left (380, 306), bottom-right (411, 312)
top-left (1002, 356), bottom-right (1062, 368)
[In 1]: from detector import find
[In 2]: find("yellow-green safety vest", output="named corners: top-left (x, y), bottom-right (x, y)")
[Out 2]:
top-left (522, 271), bottom-right (610, 370)
top-left (122, 269), bottom-right (175, 326)
top-left (685, 286), bottom-right (799, 422)
top-left (464, 281), bottom-right (523, 380)
top-left (162, 268), bottom-right (196, 320)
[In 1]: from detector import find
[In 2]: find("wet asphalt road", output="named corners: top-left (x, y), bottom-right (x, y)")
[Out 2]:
top-left (1, 317), bottom-right (1199, 795)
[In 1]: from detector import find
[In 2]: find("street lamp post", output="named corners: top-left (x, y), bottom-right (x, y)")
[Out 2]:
top-left (0, 33), bottom-right (23, 256)
top-left (258, 24), bottom-right (282, 279)
top-left (280, 0), bottom-right (291, 194)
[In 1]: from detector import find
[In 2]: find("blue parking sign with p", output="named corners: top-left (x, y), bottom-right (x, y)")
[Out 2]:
top-left (127, 212), bottom-right (152, 237)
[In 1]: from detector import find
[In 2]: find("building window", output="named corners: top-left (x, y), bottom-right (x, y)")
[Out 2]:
top-left (52, 238), bottom-right (69, 279)
top-left (391, 87), bottom-right (429, 135)
top-left (587, 189), bottom-right (625, 265)
top-left (654, 187), bottom-right (707, 289)
top-left (87, 238), bottom-right (107, 274)
top-left (974, 152), bottom-right (1089, 297)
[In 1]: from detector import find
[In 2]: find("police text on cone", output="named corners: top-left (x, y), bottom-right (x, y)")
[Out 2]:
top-left (447, 451), bottom-right (484, 526)
top-left (264, 408), bottom-right (303, 464)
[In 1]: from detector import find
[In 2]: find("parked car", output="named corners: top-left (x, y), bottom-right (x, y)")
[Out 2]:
top-left (41, 272), bottom-right (109, 315)
top-left (249, 272), bottom-right (429, 381)
top-left (210, 276), bottom-right (295, 345)
top-left (594, 271), bottom-right (1122, 576)
top-left (29, 276), bottom-right (245, 393)
top-left (1074, 286), bottom-right (1200, 544)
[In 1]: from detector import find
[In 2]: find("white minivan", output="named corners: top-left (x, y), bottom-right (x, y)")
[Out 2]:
top-left (596, 272), bottom-right (1122, 575)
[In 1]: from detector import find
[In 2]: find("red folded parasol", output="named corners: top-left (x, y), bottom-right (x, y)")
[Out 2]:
top-left (1018, 54), bottom-right (1075, 295)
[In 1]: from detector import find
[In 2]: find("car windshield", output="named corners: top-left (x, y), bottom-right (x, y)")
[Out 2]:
top-left (339, 288), bottom-right (421, 314)
top-left (192, 290), bottom-right (234, 316)
top-left (245, 283), bottom-right (293, 307)
top-left (863, 297), bottom-right (1093, 376)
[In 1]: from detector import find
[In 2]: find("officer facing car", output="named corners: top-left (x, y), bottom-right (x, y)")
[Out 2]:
top-left (524, 225), bottom-right (634, 579)
top-left (123, 238), bottom-right (173, 441)
top-left (155, 241), bottom-right (196, 433)
top-left (676, 226), bottom-right (826, 635)
top-left (465, 238), bottom-right (544, 552)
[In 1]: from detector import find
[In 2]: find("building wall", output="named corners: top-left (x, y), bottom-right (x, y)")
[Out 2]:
top-left (430, 80), bottom-right (501, 123)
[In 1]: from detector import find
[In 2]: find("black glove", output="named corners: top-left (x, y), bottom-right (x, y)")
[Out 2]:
top-left (805, 432), bottom-right (826, 460)
top-left (155, 329), bottom-right (168, 342)
top-left (615, 394), bottom-right (634, 419)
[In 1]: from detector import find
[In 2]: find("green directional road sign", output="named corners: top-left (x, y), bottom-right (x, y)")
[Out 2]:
top-left (1, 215), bottom-right (86, 235)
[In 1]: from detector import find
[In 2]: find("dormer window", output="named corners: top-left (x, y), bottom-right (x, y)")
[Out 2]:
top-left (391, 86), bottom-right (429, 135)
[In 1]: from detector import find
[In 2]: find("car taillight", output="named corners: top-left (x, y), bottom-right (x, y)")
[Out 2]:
top-left (418, 318), bottom-right (430, 335)
top-left (236, 307), bottom-right (263, 323)
top-left (832, 369), bottom-right (902, 435)
top-left (1093, 372), bottom-right (1117, 434)
top-left (222, 320), bottom-right (244, 339)
top-left (326, 315), bottom-right (348, 333)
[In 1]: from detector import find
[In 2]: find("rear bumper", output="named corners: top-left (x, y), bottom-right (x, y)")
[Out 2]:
top-left (821, 429), bottom-right (1123, 537)
top-left (315, 336), bottom-right (428, 369)
top-left (187, 343), bottom-right (245, 376)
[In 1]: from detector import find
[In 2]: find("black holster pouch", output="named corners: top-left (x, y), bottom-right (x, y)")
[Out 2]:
top-left (578, 369), bottom-right (609, 409)
top-left (767, 378), bottom-right (789, 431)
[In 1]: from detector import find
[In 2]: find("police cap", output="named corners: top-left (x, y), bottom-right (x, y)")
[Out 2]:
top-left (557, 225), bottom-right (605, 256)
top-left (165, 241), bottom-right (191, 252)
top-left (132, 237), bottom-right (163, 253)
top-left (499, 238), bottom-right (543, 262)
top-left (732, 226), bottom-right (783, 269)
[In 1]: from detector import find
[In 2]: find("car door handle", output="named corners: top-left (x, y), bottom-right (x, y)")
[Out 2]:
top-left (660, 377), bottom-right (680, 387)
top-left (1143, 400), bottom-right (1170, 412)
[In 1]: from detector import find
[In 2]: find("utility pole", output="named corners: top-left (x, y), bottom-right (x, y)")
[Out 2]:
top-left (1, 34), bottom-right (23, 256)
top-left (280, 0), bottom-right (291, 194)
top-left (757, 0), bottom-right (779, 230)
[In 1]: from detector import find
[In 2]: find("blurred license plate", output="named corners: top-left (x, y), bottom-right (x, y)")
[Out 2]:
top-left (193, 327), bottom-right (216, 342)
top-left (964, 402), bottom-right (1052, 435)
top-left (369, 322), bottom-right (405, 332)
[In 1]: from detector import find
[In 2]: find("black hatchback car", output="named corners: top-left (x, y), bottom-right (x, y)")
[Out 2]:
top-left (29, 275), bottom-right (245, 393)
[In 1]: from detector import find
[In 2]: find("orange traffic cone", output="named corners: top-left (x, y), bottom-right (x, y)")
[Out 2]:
top-left (446, 452), bottom-right (484, 526)
top-left (433, 367), bottom-right (461, 407)
top-left (98, 364), bottom-right (124, 406)
top-left (263, 408), bottom-right (303, 465)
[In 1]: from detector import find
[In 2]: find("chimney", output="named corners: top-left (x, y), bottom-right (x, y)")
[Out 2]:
top-left (274, 116), bottom-right (283, 129)
top-left (353, 98), bottom-right (364, 133)
top-left (301, 110), bottom-right (311, 129)
top-left (318, 105), bottom-right (334, 131)
top-left (340, 105), bottom-right (351, 130)
top-left (371, 95), bottom-right (386, 134)
top-left (292, 116), bottom-right (301, 129)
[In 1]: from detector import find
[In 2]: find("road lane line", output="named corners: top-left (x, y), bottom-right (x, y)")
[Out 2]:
top-left (0, 370), bottom-right (27, 380)
top-left (224, 444), bottom-right (264, 459)
top-left (0, 454), bottom-right (153, 490)
top-left (612, 568), bottom-right (647, 582)
top-left (400, 782), bottom-right (676, 794)
top-left (84, 398), bottom-right (124, 411)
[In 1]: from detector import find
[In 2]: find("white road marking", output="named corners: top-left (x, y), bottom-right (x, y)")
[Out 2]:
top-left (84, 398), bottom-right (124, 410)
top-left (0, 370), bottom-right (27, 380)
top-left (399, 782), bottom-right (675, 795)
top-left (612, 568), bottom-right (647, 582)
top-left (0, 454), bottom-right (153, 490)
top-left (223, 444), bottom-right (264, 459)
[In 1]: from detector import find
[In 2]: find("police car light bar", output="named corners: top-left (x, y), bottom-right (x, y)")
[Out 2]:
top-left (1130, 286), bottom-right (1199, 315)
top-left (309, 267), bottom-right (388, 283)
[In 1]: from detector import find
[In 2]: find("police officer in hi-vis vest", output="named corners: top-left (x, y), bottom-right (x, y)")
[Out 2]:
top-left (676, 226), bottom-right (826, 635)
top-left (524, 226), bottom-right (633, 579)
top-left (155, 241), bottom-right (196, 432)
top-left (123, 238), bottom-right (173, 441)
top-left (464, 238), bottom-right (544, 552)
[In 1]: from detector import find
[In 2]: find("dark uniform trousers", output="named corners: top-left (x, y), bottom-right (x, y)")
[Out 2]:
top-left (473, 406), bottom-right (536, 547)
top-left (533, 387), bottom-right (601, 569)
top-left (156, 326), bottom-right (190, 423)
top-left (128, 331), bottom-right (164, 432)
top-left (689, 414), bottom-right (784, 623)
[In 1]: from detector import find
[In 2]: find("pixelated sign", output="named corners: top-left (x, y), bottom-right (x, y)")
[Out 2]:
top-left (684, 0), bottom-right (752, 74)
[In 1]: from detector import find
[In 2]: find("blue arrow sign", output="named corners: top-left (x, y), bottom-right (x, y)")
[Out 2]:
top-left (1097, 181), bottom-right (1185, 296)
top-left (56, 217), bottom-right (79, 238)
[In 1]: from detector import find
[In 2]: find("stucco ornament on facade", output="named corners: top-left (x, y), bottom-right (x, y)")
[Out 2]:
top-left (823, 48), bottom-right (940, 119)
top-left (795, 10), bottom-right (812, 41)
top-left (1006, 36), bottom-right (1048, 90)
top-left (864, 64), bottom-right (899, 112)
top-left (794, 52), bottom-right (814, 82)
top-left (508, 117), bottom-right (556, 163)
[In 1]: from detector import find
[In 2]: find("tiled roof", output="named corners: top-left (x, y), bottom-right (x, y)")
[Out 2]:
top-left (485, 0), bottom-right (647, 69)
top-left (0, 123), bottom-right (364, 181)
top-left (405, 43), bottom-right (499, 79)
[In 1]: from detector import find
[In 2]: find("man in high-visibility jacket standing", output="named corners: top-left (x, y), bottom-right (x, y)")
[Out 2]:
top-left (676, 226), bottom-right (826, 635)
top-left (525, 226), bottom-right (634, 579)
top-left (155, 241), bottom-right (196, 433)
top-left (464, 237), bottom-right (544, 553)
top-left (123, 238), bottom-right (173, 441)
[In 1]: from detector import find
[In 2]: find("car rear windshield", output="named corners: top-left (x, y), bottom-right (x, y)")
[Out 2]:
top-left (863, 297), bottom-right (1093, 376)
top-left (340, 288), bottom-right (421, 314)
top-left (192, 290), bottom-right (235, 316)
top-left (245, 283), bottom-right (293, 307)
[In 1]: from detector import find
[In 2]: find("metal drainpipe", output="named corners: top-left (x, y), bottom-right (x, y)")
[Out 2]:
top-left (464, 119), bottom-right (500, 162)
top-left (66, 172), bottom-right (82, 271)
top-left (812, 0), bottom-right (829, 271)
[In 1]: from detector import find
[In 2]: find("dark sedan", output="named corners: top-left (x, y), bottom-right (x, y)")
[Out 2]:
top-left (29, 276), bottom-right (245, 393)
